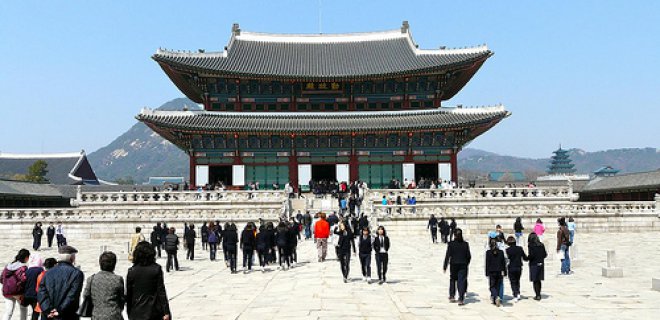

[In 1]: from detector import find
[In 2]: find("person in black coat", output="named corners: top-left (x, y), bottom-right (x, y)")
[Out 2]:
top-left (150, 226), bottom-right (162, 258)
top-left (449, 218), bottom-right (457, 242)
top-left (126, 242), bottom-right (171, 320)
top-left (439, 218), bottom-right (449, 243)
top-left (256, 225), bottom-right (269, 272)
top-left (159, 223), bottom-right (168, 251)
top-left (427, 215), bottom-right (438, 243)
top-left (443, 228), bottom-right (471, 305)
top-left (200, 222), bottom-right (209, 251)
top-left (527, 232), bottom-right (548, 300)
top-left (335, 222), bottom-right (355, 282)
top-left (275, 222), bottom-right (291, 270)
top-left (357, 227), bottom-right (373, 282)
top-left (164, 228), bottom-right (179, 272)
top-left (224, 223), bottom-right (239, 273)
top-left (222, 222), bottom-right (231, 266)
top-left (373, 226), bottom-right (390, 284)
top-left (287, 220), bottom-right (299, 264)
top-left (505, 236), bottom-right (528, 301)
top-left (184, 224), bottom-right (196, 260)
top-left (264, 222), bottom-right (277, 265)
top-left (46, 222), bottom-right (56, 248)
top-left (485, 239), bottom-right (507, 306)
top-left (240, 224), bottom-right (256, 273)
top-left (32, 222), bottom-right (43, 251)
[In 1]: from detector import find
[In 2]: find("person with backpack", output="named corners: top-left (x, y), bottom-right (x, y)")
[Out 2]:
top-left (208, 223), bottom-right (219, 261)
top-left (2, 249), bottom-right (30, 320)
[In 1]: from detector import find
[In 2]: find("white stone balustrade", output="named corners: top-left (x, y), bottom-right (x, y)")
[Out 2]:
top-left (74, 190), bottom-right (286, 206)
top-left (368, 187), bottom-right (574, 203)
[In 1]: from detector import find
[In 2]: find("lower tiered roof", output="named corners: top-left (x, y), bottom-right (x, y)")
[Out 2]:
top-left (137, 106), bottom-right (510, 134)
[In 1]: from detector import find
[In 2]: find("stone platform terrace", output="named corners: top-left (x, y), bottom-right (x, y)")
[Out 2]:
top-left (2, 232), bottom-right (660, 319)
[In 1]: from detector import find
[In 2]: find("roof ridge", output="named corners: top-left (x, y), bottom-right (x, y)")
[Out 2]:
top-left (0, 151), bottom-right (85, 159)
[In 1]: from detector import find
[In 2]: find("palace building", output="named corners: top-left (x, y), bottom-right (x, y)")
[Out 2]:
top-left (138, 22), bottom-right (510, 189)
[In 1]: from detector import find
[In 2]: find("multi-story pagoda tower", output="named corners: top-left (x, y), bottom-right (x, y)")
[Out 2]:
top-left (547, 146), bottom-right (577, 175)
top-left (138, 22), bottom-right (510, 189)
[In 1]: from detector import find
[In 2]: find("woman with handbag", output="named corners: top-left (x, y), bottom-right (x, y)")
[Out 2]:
top-left (80, 251), bottom-right (125, 320)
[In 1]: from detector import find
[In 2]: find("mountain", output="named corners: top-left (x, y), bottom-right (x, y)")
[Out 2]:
top-left (88, 97), bottom-right (660, 183)
top-left (459, 147), bottom-right (660, 179)
top-left (87, 98), bottom-right (200, 184)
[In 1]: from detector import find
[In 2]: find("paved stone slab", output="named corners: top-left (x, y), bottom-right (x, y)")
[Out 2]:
top-left (1, 232), bottom-right (660, 319)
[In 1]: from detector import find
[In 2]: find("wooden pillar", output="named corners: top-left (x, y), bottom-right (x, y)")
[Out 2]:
top-left (289, 135), bottom-right (299, 192)
top-left (189, 154), bottom-right (196, 187)
top-left (450, 151), bottom-right (458, 184)
top-left (349, 153), bottom-right (359, 183)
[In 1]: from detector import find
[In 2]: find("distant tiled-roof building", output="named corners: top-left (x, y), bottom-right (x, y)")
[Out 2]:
top-left (580, 169), bottom-right (660, 201)
top-left (0, 151), bottom-right (105, 185)
top-left (0, 179), bottom-right (71, 208)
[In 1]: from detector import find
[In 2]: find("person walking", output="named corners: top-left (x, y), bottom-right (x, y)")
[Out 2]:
top-left (287, 221), bottom-right (299, 265)
top-left (513, 217), bottom-right (524, 246)
top-left (150, 226), bottom-right (162, 258)
top-left (528, 233), bottom-right (548, 300)
top-left (358, 227), bottom-right (373, 283)
top-left (129, 227), bottom-right (145, 262)
top-left (303, 211), bottom-right (313, 240)
top-left (32, 223), bottom-right (43, 251)
top-left (208, 224), bottom-right (219, 261)
top-left (126, 242), bottom-right (171, 320)
top-left (449, 218), bottom-right (457, 241)
top-left (82, 251), bottom-right (125, 320)
top-left (505, 236), bottom-right (528, 302)
top-left (256, 225), bottom-right (269, 272)
top-left (23, 254), bottom-right (43, 320)
top-left (46, 223), bottom-right (56, 248)
top-left (439, 217), bottom-right (450, 244)
top-left (556, 217), bottom-right (571, 275)
top-left (200, 222), bottom-right (209, 251)
top-left (567, 217), bottom-right (576, 243)
top-left (335, 222), bottom-right (355, 283)
top-left (2, 249), bottom-right (30, 320)
top-left (37, 245), bottom-right (84, 320)
top-left (55, 222), bottom-right (66, 247)
top-left (224, 224), bottom-right (239, 274)
top-left (314, 212), bottom-right (330, 262)
top-left (485, 239), bottom-right (507, 307)
top-left (164, 228), bottom-right (179, 272)
top-left (240, 224), bottom-right (256, 273)
top-left (275, 222), bottom-right (291, 270)
top-left (533, 219), bottom-right (545, 241)
top-left (427, 215), bottom-right (438, 243)
top-left (221, 222), bottom-right (231, 266)
top-left (373, 226), bottom-right (390, 285)
top-left (184, 223), bottom-right (196, 260)
top-left (443, 228), bottom-right (471, 305)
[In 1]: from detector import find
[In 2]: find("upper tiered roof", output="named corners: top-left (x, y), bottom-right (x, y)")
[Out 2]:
top-left (153, 22), bottom-right (492, 81)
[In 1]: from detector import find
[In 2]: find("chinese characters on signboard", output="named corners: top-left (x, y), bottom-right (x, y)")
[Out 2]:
top-left (303, 82), bottom-right (342, 92)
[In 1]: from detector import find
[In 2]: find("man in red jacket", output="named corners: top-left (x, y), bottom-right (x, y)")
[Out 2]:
top-left (314, 212), bottom-right (330, 262)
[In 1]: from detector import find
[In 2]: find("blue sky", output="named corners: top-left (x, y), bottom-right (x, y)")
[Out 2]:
top-left (0, 0), bottom-right (658, 158)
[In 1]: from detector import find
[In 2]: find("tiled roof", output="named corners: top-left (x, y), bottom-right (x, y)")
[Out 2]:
top-left (0, 180), bottom-right (64, 197)
top-left (153, 25), bottom-right (491, 80)
top-left (581, 169), bottom-right (660, 193)
top-left (0, 151), bottom-right (100, 185)
top-left (137, 106), bottom-right (510, 134)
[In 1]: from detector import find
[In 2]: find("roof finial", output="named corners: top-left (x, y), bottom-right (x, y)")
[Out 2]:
top-left (232, 23), bottom-right (241, 36)
top-left (401, 20), bottom-right (409, 33)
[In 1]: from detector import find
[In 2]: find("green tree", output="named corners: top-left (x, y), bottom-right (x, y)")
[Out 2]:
top-left (115, 176), bottom-right (135, 185)
top-left (26, 160), bottom-right (49, 183)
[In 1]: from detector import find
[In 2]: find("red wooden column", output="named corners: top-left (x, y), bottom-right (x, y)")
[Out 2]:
top-left (450, 151), bottom-right (458, 184)
top-left (189, 154), bottom-right (196, 187)
top-left (289, 134), bottom-right (299, 192)
top-left (349, 133), bottom-right (359, 182)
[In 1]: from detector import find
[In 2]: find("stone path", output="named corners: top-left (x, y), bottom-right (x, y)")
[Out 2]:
top-left (2, 232), bottom-right (660, 319)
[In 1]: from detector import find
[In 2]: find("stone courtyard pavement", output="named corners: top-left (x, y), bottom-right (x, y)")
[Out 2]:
top-left (2, 232), bottom-right (660, 319)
